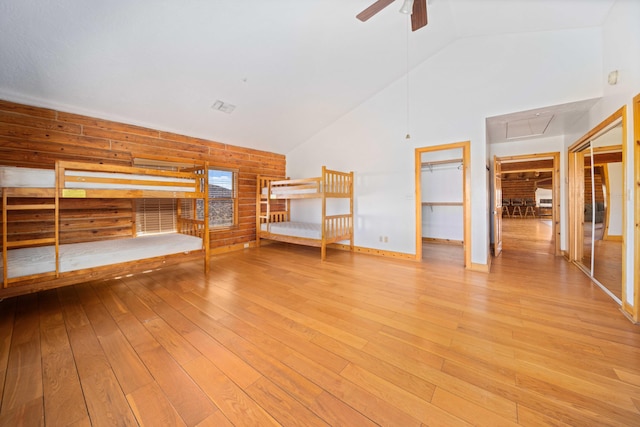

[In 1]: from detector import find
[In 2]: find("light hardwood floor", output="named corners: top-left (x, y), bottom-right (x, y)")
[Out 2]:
top-left (1, 235), bottom-right (639, 426)
top-left (501, 218), bottom-right (555, 256)
top-left (502, 217), bottom-right (623, 302)
top-left (593, 239), bottom-right (623, 300)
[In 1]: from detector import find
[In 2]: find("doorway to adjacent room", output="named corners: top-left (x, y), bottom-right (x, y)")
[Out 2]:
top-left (492, 152), bottom-right (561, 258)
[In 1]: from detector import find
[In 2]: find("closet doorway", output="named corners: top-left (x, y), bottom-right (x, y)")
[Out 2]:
top-left (568, 107), bottom-right (626, 305)
top-left (414, 141), bottom-right (471, 267)
top-left (493, 153), bottom-right (561, 257)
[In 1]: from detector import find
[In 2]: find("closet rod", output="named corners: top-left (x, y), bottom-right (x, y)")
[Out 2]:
top-left (421, 158), bottom-right (463, 169)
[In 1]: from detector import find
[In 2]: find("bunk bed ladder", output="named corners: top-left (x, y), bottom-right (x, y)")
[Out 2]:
top-left (257, 178), bottom-right (271, 238)
top-left (201, 166), bottom-right (210, 274)
top-left (321, 167), bottom-right (327, 260)
top-left (264, 179), bottom-right (272, 222)
top-left (2, 187), bottom-right (58, 286)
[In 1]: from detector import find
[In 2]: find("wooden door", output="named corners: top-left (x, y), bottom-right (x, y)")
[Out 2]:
top-left (493, 156), bottom-right (503, 256)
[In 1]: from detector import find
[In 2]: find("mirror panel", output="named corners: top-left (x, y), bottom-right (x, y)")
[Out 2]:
top-left (581, 149), bottom-right (593, 273)
top-left (590, 141), bottom-right (623, 301)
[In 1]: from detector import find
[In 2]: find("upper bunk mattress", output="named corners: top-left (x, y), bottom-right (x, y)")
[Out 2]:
top-left (0, 166), bottom-right (196, 192)
top-left (0, 166), bottom-right (55, 187)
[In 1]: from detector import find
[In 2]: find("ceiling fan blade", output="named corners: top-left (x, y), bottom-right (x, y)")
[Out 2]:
top-left (411, 0), bottom-right (428, 31)
top-left (356, 0), bottom-right (396, 22)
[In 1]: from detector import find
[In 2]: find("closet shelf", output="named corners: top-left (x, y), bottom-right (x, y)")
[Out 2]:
top-left (422, 202), bottom-right (463, 206)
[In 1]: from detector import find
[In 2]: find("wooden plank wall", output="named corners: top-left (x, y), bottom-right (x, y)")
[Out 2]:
top-left (0, 99), bottom-right (286, 250)
top-left (584, 169), bottom-right (605, 204)
top-left (5, 196), bottom-right (132, 245)
top-left (501, 179), bottom-right (537, 202)
top-left (501, 160), bottom-right (550, 204)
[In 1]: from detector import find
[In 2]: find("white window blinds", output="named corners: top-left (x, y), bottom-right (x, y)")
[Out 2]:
top-left (135, 199), bottom-right (177, 235)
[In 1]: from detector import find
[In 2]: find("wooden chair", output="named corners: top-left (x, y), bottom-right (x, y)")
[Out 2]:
top-left (510, 198), bottom-right (523, 218)
top-left (501, 198), bottom-right (510, 218)
top-left (524, 199), bottom-right (536, 218)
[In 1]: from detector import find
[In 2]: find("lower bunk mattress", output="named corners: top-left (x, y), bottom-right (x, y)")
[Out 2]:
top-left (260, 221), bottom-right (322, 240)
top-left (1, 233), bottom-right (203, 282)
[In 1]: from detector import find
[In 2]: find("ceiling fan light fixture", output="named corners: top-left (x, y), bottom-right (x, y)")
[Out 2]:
top-left (399, 0), bottom-right (414, 14)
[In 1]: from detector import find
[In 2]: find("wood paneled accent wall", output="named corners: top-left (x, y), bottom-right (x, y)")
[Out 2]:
top-left (500, 159), bottom-right (554, 203)
top-left (584, 168), bottom-right (605, 204)
top-left (0, 99), bottom-right (285, 250)
top-left (501, 179), bottom-right (537, 202)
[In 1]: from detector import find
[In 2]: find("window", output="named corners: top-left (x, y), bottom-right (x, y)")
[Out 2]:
top-left (136, 199), bottom-right (177, 235)
top-left (207, 168), bottom-right (238, 228)
top-left (133, 158), bottom-right (193, 236)
top-left (132, 159), bottom-right (237, 232)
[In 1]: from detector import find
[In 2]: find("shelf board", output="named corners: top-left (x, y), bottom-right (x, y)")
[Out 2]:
top-left (422, 202), bottom-right (463, 206)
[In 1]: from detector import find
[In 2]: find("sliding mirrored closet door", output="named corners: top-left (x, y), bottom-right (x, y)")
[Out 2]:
top-left (571, 120), bottom-right (623, 304)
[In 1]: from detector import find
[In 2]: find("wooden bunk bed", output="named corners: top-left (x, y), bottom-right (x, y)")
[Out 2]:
top-left (0, 160), bottom-right (209, 298)
top-left (256, 166), bottom-right (354, 260)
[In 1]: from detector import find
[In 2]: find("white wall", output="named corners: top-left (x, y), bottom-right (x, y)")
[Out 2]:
top-left (287, 28), bottom-right (602, 266)
top-left (535, 188), bottom-right (553, 207)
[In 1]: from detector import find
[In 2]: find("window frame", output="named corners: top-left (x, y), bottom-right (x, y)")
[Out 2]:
top-left (207, 167), bottom-right (239, 230)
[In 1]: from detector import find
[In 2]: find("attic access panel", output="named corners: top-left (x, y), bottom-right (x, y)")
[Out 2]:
top-left (506, 114), bottom-right (554, 140)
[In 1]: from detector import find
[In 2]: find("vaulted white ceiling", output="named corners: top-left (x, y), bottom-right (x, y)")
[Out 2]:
top-left (0, 0), bottom-right (616, 154)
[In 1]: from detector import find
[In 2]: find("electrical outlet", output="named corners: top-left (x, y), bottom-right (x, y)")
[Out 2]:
top-left (384, 236), bottom-right (388, 243)
top-left (244, 243), bottom-right (249, 248)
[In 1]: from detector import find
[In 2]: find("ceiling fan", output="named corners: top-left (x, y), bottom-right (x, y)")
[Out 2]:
top-left (356, 0), bottom-right (428, 31)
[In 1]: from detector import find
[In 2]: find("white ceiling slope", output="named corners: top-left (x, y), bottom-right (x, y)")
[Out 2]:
top-left (0, 0), bottom-right (616, 154)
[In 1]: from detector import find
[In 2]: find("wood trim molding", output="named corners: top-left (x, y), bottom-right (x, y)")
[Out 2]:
top-left (232, 241), bottom-right (434, 261)
top-left (476, 246), bottom-right (492, 272)
top-left (330, 243), bottom-right (416, 260)
top-left (469, 260), bottom-right (491, 273)
top-left (568, 106), bottom-right (625, 152)
top-left (422, 237), bottom-right (464, 245)
top-left (210, 241), bottom-right (256, 255)
top-left (633, 93), bottom-right (640, 322)
top-left (621, 303), bottom-right (638, 324)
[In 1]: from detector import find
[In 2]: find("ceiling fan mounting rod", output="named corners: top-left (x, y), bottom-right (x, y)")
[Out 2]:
top-left (356, 0), bottom-right (428, 32)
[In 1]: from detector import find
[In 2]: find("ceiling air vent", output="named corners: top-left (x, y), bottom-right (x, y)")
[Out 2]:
top-left (211, 100), bottom-right (236, 114)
